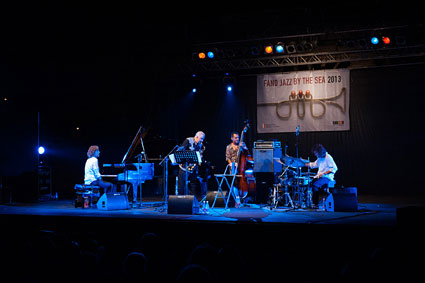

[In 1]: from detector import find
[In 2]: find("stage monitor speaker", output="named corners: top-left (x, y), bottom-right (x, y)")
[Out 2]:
top-left (97, 192), bottom-right (129, 210)
top-left (253, 148), bottom-right (282, 173)
top-left (325, 191), bottom-right (358, 212)
top-left (206, 191), bottom-right (231, 208)
top-left (168, 195), bottom-right (199, 214)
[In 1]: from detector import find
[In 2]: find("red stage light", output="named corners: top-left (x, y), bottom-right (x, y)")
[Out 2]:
top-left (198, 52), bottom-right (206, 59)
top-left (264, 46), bottom-right (273, 54)
top-left (382, 37), bottom-right (391, 45)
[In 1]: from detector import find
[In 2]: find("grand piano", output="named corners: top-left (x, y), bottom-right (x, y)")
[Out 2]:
top-left (103, 127), bottom-right (154, 207)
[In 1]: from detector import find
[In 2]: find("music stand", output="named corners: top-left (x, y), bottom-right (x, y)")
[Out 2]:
top-left (172, 151), bottom-right (202, 195)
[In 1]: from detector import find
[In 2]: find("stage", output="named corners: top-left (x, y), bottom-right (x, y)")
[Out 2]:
top-left (0, 194), bottom-right (418, 227)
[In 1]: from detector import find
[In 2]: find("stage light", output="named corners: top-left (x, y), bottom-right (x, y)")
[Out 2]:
top-left (250, 45), bottom-right (260, 56)
top-left (227, 86), bottom-right (232, 92)
top-left (275, 43), bottom-right (284, 53)
top-left (264, 45), bottom-right (273, 54)
top-left (207, 51), bottom-right (214, 58)
top-left (395, 35), bottom-right (406, 46)
top-left (286, 43), bottom-right (296, 54)
top-left (198, 52), bottom-right (206, 59)
top-left (304, 41), bottom-right (314, 52)
top-left (192, 88), bottom-right (197, 93)
top-left (371, 37), bottom-right (379, 45)
top-left (38, 146), bottom-right (45, 155)
top-left (382, 36), bottom-right (391, 45)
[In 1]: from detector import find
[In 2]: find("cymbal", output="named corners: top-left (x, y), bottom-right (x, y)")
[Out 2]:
top-left (273, 157), bottom-right (284, 165)
top-left (280, 155), bottom-right (308, 168)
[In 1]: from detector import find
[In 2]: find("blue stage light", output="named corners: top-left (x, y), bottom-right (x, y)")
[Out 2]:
top-left (207, 51), bottom-right (214, 58)
top-left (38, 146), bottom-right (45, 155)
top-left (227, 86), bottom-right (232, 92)
top-left (275, 44), bottom-right (284, 53)
top-left (192, 88), bottom-right (197, 93)
top-left (371, 37), bottom-right (379, 45)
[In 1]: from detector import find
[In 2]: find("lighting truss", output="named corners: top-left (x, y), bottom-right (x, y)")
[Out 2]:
top-left (180, 25), bottom-right (425, 74)
top-left (180, 44), bottom-right (425, 73)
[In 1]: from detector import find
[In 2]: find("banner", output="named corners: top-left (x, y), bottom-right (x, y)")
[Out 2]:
top-left (257, 69), bottom-right (350, 133)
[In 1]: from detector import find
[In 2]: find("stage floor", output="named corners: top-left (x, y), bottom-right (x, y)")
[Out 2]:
top-left (1, 194), bottom-right (423, 227)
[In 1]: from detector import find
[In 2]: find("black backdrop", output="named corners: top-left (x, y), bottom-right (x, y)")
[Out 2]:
top-left (2, 64), bottom-right (424, 198)
top-left (0, 4), bottom-right (424, 199)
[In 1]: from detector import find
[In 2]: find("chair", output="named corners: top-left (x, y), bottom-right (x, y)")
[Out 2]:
top-left (212, 164), bottom-right (241, 209)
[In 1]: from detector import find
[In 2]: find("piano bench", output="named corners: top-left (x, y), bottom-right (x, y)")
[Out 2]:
top-left (74, 184), bottom-right (101, 191)
top-left (74, 184), bottom-right (100, 208)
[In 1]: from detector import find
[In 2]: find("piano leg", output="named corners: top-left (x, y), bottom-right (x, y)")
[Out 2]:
top-left (131, 182), bottom-right (144, 208)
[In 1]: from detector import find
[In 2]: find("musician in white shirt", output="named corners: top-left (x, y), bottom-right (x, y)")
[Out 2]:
top-left (305, 144), bottom-right (338, 207)
top-left (84, 145), bottom-right (114, 193)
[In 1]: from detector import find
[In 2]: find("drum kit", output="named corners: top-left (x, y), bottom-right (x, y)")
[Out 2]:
top-left (271, 155), bottom-right (316, 209)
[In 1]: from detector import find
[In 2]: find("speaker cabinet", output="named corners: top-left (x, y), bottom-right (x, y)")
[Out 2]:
top-left (168, 195), bottom-right (199, 214)
top-left (97, 192), bottom-right (130, 210)
top-left (325, 188), bottom-right (358, 212)
top-left (206, 191), bottom-right (231, 208)
top-left (253, 148), bottom-right (282, 173)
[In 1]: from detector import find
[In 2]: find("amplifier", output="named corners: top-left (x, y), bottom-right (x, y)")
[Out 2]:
top-left (254, 140), bottom-right (281, 149)
top-left (253, 147), bottom-right (282, 173)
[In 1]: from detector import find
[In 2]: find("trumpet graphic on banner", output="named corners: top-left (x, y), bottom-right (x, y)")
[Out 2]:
top-left (257, 87), bottom-right (347, 119)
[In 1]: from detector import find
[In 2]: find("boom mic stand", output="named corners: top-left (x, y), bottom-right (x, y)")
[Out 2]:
top-left (158, 145), bottom-right (179, 208)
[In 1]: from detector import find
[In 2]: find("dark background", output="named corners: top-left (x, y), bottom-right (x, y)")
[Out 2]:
top-left (1, 2), bottom-right (424, 200)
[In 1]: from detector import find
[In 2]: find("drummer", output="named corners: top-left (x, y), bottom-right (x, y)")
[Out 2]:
top-left (305, 144), bottom-right (338, 207)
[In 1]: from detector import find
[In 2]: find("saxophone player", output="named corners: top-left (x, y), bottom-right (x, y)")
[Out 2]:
top-left (176, 131), bottom-right (207, 200)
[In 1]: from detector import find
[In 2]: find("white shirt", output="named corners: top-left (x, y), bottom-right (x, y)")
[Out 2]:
top-left (308, 153), bottom-right (338, 180)
top-left (84, 157), bottom-right (101, 184)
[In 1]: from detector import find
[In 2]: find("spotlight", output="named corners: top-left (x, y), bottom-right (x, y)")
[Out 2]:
top-left (192, 88), bottom-right (197, 93)
top-left (207, 51), bottom-right (215, 58)
top-left (38, 146), bottom-right (45, 155)
top-left (275, 42), bottom-right (284, 53)
top-left (198, 52), bottom-right (206, 59)
top-left (395, 35), bottom-right (406, 46)
top-left (223, 75), bottom-right (235, 92)
top-left (264, 45), bottom-right (273, 54)
top-left (382, 36), bottom-right (391, 45)
top-left (250, 45), bottom-right (261, 56)
top-left (304, 41), bottom-right (314, 52)
top-left (286, 43), bottom-right (296, 54)
top-left (371, 37), bottom-right (379, 45)
top-left (358, 39), bottom-right (367, 48)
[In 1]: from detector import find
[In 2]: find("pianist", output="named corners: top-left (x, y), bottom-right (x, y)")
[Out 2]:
top-left (84, 145), bottom-right (115, 194)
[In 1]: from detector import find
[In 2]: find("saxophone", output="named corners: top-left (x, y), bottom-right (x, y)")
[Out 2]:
top-left (182, 143), bottom-right (205, 173)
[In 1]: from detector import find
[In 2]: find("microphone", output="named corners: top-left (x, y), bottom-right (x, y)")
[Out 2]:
top-left (296, 125), bottom-right (300, 136)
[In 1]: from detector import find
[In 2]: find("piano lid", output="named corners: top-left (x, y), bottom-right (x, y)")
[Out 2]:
top-left (122, 126), bottom-right (149, 164)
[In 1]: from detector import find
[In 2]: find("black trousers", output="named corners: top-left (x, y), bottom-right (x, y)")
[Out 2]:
top-left (311, 177), bottom-right (331, 205)
top-left (178, 168), bottom-right (207, 199)
top-left (91, 180), bottom-right (115, 194)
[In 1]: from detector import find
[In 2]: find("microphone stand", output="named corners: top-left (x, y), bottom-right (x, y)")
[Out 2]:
top-left (159, 145), bottom-right (179, 206)
top-left (295, 125), bottom-right (301, 208)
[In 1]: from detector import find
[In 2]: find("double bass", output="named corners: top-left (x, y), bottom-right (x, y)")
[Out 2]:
top-left (236, 120), bottom-right (256, 199)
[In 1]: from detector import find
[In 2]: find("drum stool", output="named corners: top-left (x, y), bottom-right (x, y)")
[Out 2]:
top-left (323, 180), bottom-right (336, 193)
top-left (74, 184), bottom-right (101, 208)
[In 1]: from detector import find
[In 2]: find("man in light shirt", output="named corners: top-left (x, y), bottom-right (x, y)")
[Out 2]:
top-left (305, 144), bottom-right (338, 207)
top-left (84, 145), bottom-right (114, 194)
